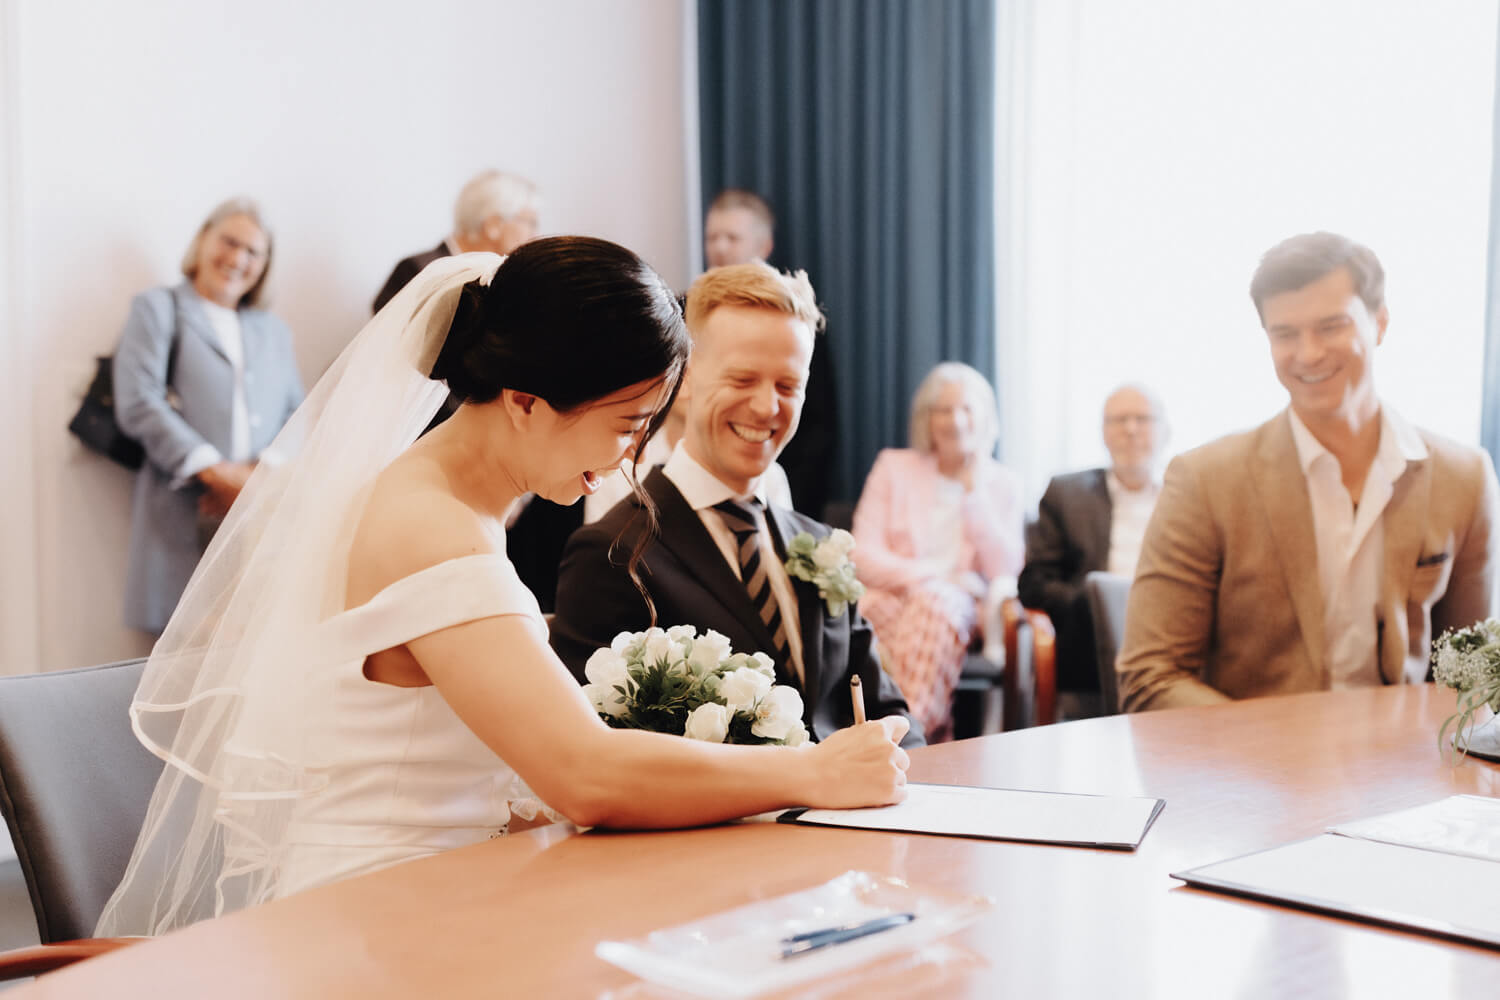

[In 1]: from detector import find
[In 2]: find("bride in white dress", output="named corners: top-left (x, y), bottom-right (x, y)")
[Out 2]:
top-left (97, 237), bottom-right (909, 937)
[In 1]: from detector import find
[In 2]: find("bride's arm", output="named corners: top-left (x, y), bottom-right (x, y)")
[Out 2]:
top-left (348, 485), bottom-right (908, 830)
top-left (410, 615), bottom-right (909, 829)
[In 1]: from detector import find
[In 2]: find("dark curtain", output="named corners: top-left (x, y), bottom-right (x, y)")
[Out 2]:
top-left (698, 0), bottom-right (997, 506)
top-left (1483, 11), bottom-right (1500, 466)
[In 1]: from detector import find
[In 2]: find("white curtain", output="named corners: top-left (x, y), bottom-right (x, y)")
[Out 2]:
top-left (996, 0), bottom-right (1499, 505)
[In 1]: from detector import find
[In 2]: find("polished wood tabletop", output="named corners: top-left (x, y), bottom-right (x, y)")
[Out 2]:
top-left (20, 686), bottom-right (1500, 999)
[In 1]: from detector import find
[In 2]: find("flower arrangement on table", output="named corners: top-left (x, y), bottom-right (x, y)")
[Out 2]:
top-left (582, 625), bottom-right (809, 746)
top-left (1430, 618), bottom-right (1500, 760)
top-left (784, 529), bottom-right (865, 617)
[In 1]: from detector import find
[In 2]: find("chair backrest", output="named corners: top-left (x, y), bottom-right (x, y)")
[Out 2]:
top-left (0, 658), bottom-right (161, 942)
top-left (1084, 572), bottom-right (1131, 714)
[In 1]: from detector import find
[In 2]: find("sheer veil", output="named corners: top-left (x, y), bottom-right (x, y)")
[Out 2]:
top-left (96, 253), bottom-right (504, 937)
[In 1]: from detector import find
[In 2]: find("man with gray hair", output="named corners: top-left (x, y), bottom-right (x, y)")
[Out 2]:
top-left (372, 169), bottom-right (539, 312)
top-left (1018, 384), bottom-right (1168, 706)
top-left (1117, 232), bottom-right (1499, 711)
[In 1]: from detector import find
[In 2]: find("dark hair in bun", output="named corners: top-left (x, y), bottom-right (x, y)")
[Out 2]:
top-left (429, 236), bottom-right (688, 412)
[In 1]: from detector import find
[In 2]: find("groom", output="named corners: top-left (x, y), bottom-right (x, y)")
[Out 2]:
top-left (550, 263), bottom-right (925, 747)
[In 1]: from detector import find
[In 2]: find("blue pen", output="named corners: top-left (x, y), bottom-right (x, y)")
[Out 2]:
top-left (779, 912), bottom-right (916, 959)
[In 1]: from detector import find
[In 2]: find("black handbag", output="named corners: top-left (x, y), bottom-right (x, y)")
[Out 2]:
top-left (68, 290), bottom-right (181, 470)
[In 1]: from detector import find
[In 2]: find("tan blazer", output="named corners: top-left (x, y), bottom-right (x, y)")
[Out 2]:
top-left (1117, 410), bottom-right (1499, 712)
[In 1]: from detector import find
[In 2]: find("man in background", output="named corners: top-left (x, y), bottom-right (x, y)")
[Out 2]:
top-left (371, 170), bottom-right (577, 612)
top-left (371, 169), bottom-right (539, 312)
top-left (1117, 232), bottom-right (1499, 711)
top-left (1018, 384), bottom-right (1167, 710)
top-left (703, 189), bottom-right (838, 519)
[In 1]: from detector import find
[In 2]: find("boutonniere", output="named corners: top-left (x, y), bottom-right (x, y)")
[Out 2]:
top-left (784, 529), bottom-right (866, 617)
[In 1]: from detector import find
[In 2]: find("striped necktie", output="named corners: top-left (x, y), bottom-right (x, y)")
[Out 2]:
top-left (712, 498), bottom-right (791, 664)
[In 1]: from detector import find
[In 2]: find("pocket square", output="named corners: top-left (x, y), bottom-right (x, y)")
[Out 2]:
top-left (1415, 551), bottom-right (1450, 568)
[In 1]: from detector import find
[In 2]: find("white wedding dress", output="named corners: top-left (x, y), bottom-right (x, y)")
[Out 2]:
top-left (96, 252), bottom-right (551, 937)
top-left (262, 552), bottom-right (548, 898)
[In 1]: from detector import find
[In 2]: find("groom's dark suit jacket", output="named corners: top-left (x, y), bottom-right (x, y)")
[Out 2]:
top-left (1017, 467), bottom-right (1113, 692)
top-left (549, 468), bottom-right (925, 748)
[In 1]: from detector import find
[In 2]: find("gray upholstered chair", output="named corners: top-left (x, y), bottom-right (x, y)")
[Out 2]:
top-left (1084, 571), bottom-right (1131, 714)
top-left (0, 658), bottom-right (160, 978)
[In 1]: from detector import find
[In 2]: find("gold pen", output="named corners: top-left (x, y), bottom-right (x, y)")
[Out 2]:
top-left (850, 675), bottom-right (867, 725)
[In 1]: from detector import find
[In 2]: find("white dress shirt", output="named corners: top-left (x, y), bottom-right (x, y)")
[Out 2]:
top-left (1288, 405), bottom-right (1427, 688)
top-left (1104, 472), bottom-right (1162, 579)
top-left (584, 434), bottom-right (794, 524)
top-left (175, 299), bottom-right (252, 485)
top-left (662, 443), bottom-right (805, 682)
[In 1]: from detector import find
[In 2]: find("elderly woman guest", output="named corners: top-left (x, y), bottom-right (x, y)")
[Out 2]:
top-left (852, 362), bottom-right (1025, 740)
top-left (113, 197), bottom-right (304, 634)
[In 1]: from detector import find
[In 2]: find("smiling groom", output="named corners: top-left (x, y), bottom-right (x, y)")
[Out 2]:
top-left (1116, 232), bottom-right (1500, 712)
top-left (549, 262), bottom-right (924, 747)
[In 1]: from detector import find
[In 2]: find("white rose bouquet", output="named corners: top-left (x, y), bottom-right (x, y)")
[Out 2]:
top-left (1431, 618), bottom-right (1500, 760)
top-left (582, 625), bottom-right (809, 746)
top-left (784, 528), bottom-right (865, 617)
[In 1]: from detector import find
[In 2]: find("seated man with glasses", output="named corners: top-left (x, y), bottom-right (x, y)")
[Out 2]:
top-left (1018, 384), bottom-right (1168, 713)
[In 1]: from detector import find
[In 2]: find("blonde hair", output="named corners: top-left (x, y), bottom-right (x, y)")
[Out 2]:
top-left (179, 196), bottom-right (273, 309)
top-left (908, 362), bottom-right (999, 457)
top-left (453, 170), bottom-right (540, 237)
top-left (684, 261), bottom-right (825, 337)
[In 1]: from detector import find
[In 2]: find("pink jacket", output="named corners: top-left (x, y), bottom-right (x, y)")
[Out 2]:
top-left (851, 448), bottom-right (1025, 593)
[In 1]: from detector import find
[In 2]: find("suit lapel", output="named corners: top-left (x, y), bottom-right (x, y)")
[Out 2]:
top-left (175, 285), bottom-right (232, 364)
top-left (765, 505), bottom-right (825, 701)
top-left (1086, 468), bottom-right (1113, 567)
top-left (1252, 413), bottom-right (1325, 671)
top-left (1381, 451), bottom-right (1430, 680)
top-left (645, 470), bottom-right (782, 662)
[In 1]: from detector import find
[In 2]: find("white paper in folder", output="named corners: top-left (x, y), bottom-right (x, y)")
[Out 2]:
top-left (780, 781), bottom-right (1165, 850)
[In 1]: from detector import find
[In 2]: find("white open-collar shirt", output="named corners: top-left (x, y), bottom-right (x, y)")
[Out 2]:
top-left (1288, 404), bottom-right (1427, 688)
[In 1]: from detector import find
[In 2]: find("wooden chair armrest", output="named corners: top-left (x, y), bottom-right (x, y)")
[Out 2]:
top-left (0, 938), bottom-right (139, 981)
top-left (1000, 599), bottom-right (1058, 729)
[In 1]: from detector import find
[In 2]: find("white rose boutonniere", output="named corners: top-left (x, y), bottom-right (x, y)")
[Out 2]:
top-left (784, 528), bottom-right (865, 617)
top-left (587, 626), bottom-right (809, 747)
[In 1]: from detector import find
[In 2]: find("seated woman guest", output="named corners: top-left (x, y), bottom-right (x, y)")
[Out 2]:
top-left (113, 197), bottom-right (304, 634)
top-left (98, 237), bottom-right (909, 938)
top-left (852, 362), bottom-right (1024, 740)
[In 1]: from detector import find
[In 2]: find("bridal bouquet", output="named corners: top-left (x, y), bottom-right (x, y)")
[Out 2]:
top-left (1431, 618), bottom-right (1500, 759)
top-left (582, 626), bottom-right (809, 746)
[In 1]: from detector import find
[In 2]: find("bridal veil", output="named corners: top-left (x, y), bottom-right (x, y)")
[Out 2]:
top-left (96, 253), bottom-right (503, 936)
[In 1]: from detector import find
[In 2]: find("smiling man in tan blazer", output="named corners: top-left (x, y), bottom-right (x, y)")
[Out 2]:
top-left (1117, 232), bottom-right (1499, 712)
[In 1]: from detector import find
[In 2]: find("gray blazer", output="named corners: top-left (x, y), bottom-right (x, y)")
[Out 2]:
top-left (113, 282), bottom-right (304, 632)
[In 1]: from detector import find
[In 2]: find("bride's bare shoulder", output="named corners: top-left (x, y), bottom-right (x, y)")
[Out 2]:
top-left (345, 455), bottom-right (497, 606)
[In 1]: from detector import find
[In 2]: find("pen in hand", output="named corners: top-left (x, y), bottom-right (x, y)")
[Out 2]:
top-left (850, 675), bottom-right (867, 725)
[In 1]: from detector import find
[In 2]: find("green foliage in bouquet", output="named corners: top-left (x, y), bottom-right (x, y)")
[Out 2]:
top-left (1431, 618), bottom-right (1500, 761)
top-left (581, 625), bottom-right (809, 746)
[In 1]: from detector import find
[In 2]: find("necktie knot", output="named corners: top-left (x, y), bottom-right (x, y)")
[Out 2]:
top-left (712, 498), bottom-right (762, 540)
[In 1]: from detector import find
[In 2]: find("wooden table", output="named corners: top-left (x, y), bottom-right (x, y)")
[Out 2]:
top-left (20, 686), bottom-right (1500, 998)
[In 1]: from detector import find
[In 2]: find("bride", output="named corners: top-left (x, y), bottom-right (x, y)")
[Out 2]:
top-left (97, 237), bottom-right (909, 937)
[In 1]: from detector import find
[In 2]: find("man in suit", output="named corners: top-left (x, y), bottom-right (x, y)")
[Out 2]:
top-left (1118, 232), bottom-right (1500, 712)
top-left (369, 170), bottom-right (575, 611)
top-left (704, 189), bottom-right (838, 519)
top-left (550, 262), bottom-right (924, 747)
top-left (1018, 384), bottom-right (1166, 701)
top-left (371, 169), bottom-right (539, 312)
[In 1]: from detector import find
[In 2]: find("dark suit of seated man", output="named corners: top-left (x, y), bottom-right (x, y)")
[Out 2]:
top-left (550, 262), bottom-right (924, 747)
top-left (1018, 384), bottom-right (1166, 702)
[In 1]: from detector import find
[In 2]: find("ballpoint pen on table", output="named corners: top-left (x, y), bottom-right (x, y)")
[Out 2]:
top-left (779, 912), bottom-right (916, 959)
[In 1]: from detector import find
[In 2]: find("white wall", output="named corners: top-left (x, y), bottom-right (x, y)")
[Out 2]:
top-left (1000, 0), bottom-right (1498, 503)
top-left (4, 0), bottom-right (690, 672)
